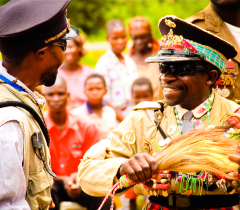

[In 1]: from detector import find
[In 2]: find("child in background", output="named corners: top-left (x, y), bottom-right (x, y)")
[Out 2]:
top-left (71, 74), bottom-right (116, 139)
top-left (125, 77), bottom-right (154, 210)
top-left (132, 77), bottom-right (154, 105)
top-left (95, 19), bottom-right (138, 122)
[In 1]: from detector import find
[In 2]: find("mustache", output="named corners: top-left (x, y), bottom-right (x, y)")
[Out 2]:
top-left (161, 82), bottom-right (182, 89)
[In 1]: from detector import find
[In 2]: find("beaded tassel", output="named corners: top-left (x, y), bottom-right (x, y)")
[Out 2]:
top-left (97, 174), bottom-right (134, 210)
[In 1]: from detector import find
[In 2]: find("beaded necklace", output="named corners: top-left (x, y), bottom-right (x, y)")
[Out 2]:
top-left (174, 93), bottom-right (213, 136)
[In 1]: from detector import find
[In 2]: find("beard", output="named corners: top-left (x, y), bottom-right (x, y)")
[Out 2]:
top-left (39, 52), bottom-right (62, 87)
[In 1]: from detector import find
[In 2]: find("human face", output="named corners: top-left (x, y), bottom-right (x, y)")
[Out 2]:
top-left (39, 46), bottom-right (64, 87)
top-left (107, 26), bottom-right (128, 55)
top-left (63, 40), bottom-right (81, 65)
top-left (132, 84), bottom-right (153, 105)
top-left (160, 62), bottom-right (211, 110)
top-left (211, 0), bottom-right (240, 10)
top-left (131, 33), bottom-right (152, 53)
top-left (84, 78), bottom-right (107, 105)
top-left (44, 84), bottom-right (69, 113)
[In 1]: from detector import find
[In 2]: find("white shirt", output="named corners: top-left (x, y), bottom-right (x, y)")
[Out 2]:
top-left (225, 22), bottom-right (240, 49)
top-left (96, 49), bottom-right (138, 108)
top-left (0, 64), bottom-right (43, 209)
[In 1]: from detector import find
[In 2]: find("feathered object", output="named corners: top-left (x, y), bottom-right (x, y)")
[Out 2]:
top-left (155, 127), bottom-right (239, 178)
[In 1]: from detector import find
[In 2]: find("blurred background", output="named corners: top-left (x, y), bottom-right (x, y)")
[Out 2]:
top-left (0, 0), bottom-right (209, 67)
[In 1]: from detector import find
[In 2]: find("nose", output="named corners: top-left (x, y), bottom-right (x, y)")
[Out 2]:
top-left (160, 70), bottom-right (178, 83)
top-left (117, 38), bottom-right (125, 44)
top-left (52, 94), bottom-right (60, 101)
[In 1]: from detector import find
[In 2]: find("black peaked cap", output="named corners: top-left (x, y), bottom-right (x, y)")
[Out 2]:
top-left (159, 15), bottom-right (237, 60)
top-left (0, 0), bottom-right (80, 54)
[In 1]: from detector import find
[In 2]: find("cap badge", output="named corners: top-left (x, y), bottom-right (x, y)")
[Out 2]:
top-left (165, 19), bottom-right (176, 28)
top-left (67, 18), bottom-right (71, 31)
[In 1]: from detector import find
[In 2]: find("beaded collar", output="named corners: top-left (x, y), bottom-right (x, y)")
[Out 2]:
top-left (174, 91), bottom-right (214, 136)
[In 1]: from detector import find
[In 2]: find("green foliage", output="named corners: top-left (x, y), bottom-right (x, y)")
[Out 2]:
top-left (67, 0), bottom-right (209, 41)
top-left (0, 0), bottom-right (210, 41)
top-left (81, 49), bottom-right (106, 68)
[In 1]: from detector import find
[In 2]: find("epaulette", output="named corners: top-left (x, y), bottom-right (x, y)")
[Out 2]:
top-left (132, 100), bottom-right (166, 111)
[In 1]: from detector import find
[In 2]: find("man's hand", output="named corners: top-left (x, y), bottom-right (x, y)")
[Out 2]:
top-left (119, 153), bottom-right (158, 184)
top-left (228, 154), bottom-right (240, 173)
top-left (66, 172), bottom-right (82, 199)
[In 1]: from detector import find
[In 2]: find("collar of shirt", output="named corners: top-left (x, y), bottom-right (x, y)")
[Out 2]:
top-left (86, 101), bottom-right (106, 114)
top-left (225, 22), bottom-right (240, 48)
top-left (0, 63), bottom-right (45, 105)
top-left (175, 91), bottom-right (214, 120)
top-left (106, 49), bottom-right (130, 65)
top-left (44, 110), bottom-right (79, 133)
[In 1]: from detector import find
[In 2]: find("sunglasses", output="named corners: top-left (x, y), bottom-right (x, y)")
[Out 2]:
top-left (159, 62), bottom-right (208, 76)
top-left (52, 41), bottom-right (67, 51)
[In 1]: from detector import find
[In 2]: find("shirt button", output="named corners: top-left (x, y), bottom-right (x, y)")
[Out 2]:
top-left (60, 164), bottom-right (65, 168)
top-left (60, 151), bottom-right (63, 155)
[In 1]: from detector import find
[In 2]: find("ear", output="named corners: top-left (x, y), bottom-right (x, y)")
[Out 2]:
top-left (104, 88), bottom-right (107, 95)
top-left (36, 47), bottom-right (48, 58)
top-left (67, 92), bottom-right (70, 99)
top-left (206, 70), bottom-right (219, 86)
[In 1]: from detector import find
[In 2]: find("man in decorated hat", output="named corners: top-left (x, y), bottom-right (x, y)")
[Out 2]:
top-left (0, 0), bottom-right (79, 209)
top-left (78, 15), bottom-right (240, 210)
top-left (186, 0), bottom-right (240, 103)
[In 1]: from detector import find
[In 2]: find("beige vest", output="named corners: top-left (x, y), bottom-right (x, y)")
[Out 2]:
top-left (0, 82), bottom-right (53, 210)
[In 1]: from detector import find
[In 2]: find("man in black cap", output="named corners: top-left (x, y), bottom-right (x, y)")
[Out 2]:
top-left (0, 0), bottom-right (79, 209)
top-left (78, 16), bottom-right (240, 210)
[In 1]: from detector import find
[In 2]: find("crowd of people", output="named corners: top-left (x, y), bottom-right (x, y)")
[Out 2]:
top-left (1, 0), bottom-right (240, 210)
top-left (40, 16), bottom-right (160, 210)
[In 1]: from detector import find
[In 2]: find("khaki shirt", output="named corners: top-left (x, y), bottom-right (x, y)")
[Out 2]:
top-left (186, 3), bottom-right (240, 102)
top-left (78, 92), bottom-right (240, 197)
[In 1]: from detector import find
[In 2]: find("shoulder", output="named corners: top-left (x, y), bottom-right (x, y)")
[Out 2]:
top-left (185, 4), bottom-right (210, 24)
top-left (71, 104), bottom-right (87, 116)
top-left (0, 106), bottom-right (26, 124)
top-left (220, 96), bottom-right (240, 113)
top-left (96, 52), bottom-right (109, 67)
top-left (185, 11), bottom-right (206, 24)
top-left (82, 65), bottom-right (94, 72)
top-left (132, 101), bottom-right (162, 110)
top-left (70, 111), bottom-right (98, 130)
top-left (213, 92), bottom-right (240, 114)
top-left (104, 105), bottom-right (116, 115)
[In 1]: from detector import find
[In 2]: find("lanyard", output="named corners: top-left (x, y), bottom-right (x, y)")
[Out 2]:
top-left (0, 74), bottom-right (25, 92)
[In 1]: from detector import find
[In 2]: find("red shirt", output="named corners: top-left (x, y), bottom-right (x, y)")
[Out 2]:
top-left (44, 111), bottom-right (100, 176)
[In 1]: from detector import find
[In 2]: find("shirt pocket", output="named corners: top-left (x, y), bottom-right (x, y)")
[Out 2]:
top-left (71, 144), bottom-right (83, 159)
top-left (27, 169), bottom-right (53, 210)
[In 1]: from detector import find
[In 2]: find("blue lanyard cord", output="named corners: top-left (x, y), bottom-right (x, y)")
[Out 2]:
top-left (0, 74), bottom-right (25, 92)
top-left (86, 101), bottom-right (106, 114)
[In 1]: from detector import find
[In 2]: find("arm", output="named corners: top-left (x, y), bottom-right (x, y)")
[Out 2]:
top-left (0, 121), bottom-right (30, 210)
top-left (78, 110), bottom-right (157, 196)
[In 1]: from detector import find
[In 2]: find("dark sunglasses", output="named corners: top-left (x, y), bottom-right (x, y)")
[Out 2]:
top-left (159, 62), bottom-right (208, 76)
top-left (52, 41), bottom-right (67, 51)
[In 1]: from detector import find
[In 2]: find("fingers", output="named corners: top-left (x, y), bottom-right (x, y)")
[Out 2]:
top-left (49, 199), bottom-right (55, 209)
top-left (228, 154), bottom-right (240, 164)
top-left (228, 154), bottom-right (240, 174)
top-left (119, 153), bottom-right (157, 184)
top-left (144, 153), bottom-right (158, 179)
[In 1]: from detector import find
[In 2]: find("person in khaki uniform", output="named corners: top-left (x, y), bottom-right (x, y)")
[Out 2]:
top-left (186, 0), bottom-right (240, 103)
top-left (78, 16), bottom-right (240, 210)
top-left (0, 0), bottom-right (80, 209)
